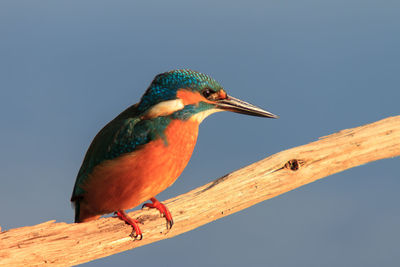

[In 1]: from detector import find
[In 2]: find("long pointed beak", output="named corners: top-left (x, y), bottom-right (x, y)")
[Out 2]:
top-left (216, 95), bottom-right (279, 118)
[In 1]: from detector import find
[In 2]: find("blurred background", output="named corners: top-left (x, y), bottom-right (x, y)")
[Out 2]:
top-left (1, 0), bottom-right (399, 266)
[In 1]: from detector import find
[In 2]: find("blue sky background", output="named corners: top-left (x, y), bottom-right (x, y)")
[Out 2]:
top-left (1, 1), bottom-right (399, 266)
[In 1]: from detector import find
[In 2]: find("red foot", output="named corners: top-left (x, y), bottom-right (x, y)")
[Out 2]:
top-left (142, 197), bottom-right (174, 229)
top-left (115, 210), bottom-right (143, 240)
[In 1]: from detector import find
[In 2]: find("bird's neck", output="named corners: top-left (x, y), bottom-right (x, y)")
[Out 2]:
top-left (188, 109), bottom-right (221, 123)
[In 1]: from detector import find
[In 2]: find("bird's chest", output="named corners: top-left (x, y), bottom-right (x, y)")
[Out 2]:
top-left (145, 119), bottom-right (200, 186)
top-left (121, 119), bottom-right (200, 205)
top-left (84, 119), bottom-right (200, 211)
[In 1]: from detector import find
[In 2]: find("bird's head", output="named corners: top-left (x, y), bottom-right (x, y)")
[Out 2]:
top-left (137, 69), bottom-right (278, 122)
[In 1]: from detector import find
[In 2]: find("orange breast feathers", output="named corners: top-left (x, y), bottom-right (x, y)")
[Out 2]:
top-left (79, 119), bottom-right (200, 218)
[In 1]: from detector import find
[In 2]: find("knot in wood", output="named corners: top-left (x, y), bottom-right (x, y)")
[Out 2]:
top-left (284, 159), bottom-right (302, 171)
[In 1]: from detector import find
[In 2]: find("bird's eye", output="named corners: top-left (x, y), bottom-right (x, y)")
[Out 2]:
top-left (202, 88), bottom-right (215, 99)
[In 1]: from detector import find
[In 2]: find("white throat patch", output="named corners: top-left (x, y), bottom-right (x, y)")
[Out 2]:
top-left (190, 109), bottom-right (222, 123)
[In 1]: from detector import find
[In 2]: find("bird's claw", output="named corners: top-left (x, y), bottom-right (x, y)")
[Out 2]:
top-left (142, 197), bottom-right (174, 230)
top-left (166, 218), bottom-right (174, 230)
top-left (141, 203), bottom-right (152, 210)
top-left (130, 231), bottom-right (143, 241)
top-left (115, 210), bottom-right (143, 240)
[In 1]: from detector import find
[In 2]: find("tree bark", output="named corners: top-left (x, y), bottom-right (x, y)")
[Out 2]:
top-left (1, 115), bottom-right (399, 266)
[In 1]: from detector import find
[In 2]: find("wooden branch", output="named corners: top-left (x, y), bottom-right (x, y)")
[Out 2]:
top-left (1, 115), bottom-right (399, 266)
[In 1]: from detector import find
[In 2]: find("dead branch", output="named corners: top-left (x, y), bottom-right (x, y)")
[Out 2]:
top-left (1, 115), bottom-right (399, 266)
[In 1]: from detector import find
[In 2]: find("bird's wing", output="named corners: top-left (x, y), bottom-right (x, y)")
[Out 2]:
top-left (71, 110), bottom-right (172, 201)
top-left (71, 115), bottom-right (141, 199)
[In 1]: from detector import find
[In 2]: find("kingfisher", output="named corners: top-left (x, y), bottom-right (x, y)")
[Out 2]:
top-left (71, 69), bottom-right (278, 239)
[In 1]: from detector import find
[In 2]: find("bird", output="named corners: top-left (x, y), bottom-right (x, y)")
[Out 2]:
top-left (71, 69), bottom-right (278, 239)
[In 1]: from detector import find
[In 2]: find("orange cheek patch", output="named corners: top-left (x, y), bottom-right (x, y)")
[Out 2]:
top-left (177, 89), bottom-right (211, 105)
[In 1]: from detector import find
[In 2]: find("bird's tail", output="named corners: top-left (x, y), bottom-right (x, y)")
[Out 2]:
top-left (71, 196), bottom-right (82, 223)
top-left (71, 197), bottom-right (100, 223)
top-left (73, 200), bottom-right (81, 223)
